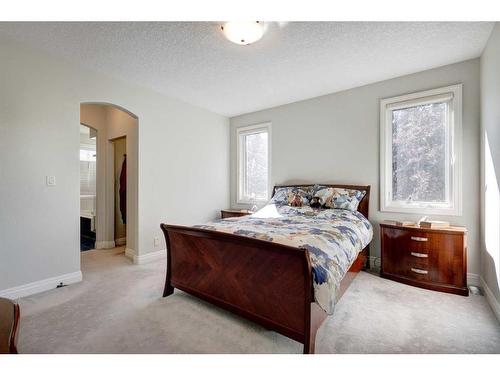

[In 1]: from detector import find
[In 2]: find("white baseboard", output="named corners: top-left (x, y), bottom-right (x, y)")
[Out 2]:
top-left (480, 277), bottom-right (500, 323)
top-left (125, 249), bottom-right (166, 265)
top-left (467, 273), bottom-right (480, 286)
top-left (368, 256), bottom-right (380, 270)
top-left (115, 237), bottom-right (126, 246)
top-left (134, 249), bottom-right (166, 265)
top-left (95, 240), bottom-right (115, 249)
top-left (0, 271), bottom-right (82, 300)
top-left (124, 247), bottom-right (136, 261)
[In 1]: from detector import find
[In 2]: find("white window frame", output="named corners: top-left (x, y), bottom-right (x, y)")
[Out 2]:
top-left (380, 84), bottom-right (462, 216)
top-left (236, 122), bottom-right (272, 205)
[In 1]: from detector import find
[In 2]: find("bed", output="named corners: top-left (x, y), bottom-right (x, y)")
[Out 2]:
top-left (160, 184), bottom-right (372, 353)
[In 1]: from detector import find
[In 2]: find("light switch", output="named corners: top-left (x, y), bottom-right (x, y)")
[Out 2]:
top-left (154, 237), bottom-right (160, 247)
top-left (46, 175), bottom-right (56, 186)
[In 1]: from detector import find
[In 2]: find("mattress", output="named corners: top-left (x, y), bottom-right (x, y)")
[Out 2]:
top-left (196, 203), bottom-right (373, 314)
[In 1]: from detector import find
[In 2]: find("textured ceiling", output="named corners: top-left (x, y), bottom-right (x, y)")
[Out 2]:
top-left (0, 22), bottom-right (494, 116)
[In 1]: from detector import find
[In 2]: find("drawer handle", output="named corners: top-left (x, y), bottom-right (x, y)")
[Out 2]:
top-left (411, 252), bottom-right (428, 258)
top-left (411, 267), bottom-right (428, 275)
top-left (411, 236), bottom-right (428, 242)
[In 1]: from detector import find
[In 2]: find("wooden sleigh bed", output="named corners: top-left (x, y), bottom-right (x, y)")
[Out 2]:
top-left (160, 184), bottom-right (370, 354)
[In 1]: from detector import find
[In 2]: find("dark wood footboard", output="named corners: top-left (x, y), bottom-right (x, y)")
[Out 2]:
top-left (160, 183), bottom-right (370, 353)
top-left (160, 224), bottom-right (368, 353)
top-left (161, 224), bottom-right (315, 345)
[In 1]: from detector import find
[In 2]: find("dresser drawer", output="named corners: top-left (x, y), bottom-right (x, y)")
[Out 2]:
top-left (382, 227), bottom-right (439, 253)
top-left (380, 224), bottom-right (468, 296)
top-left (406, 263), bottom-right (431, 281)
top-left (380, 227), bottom-right (433, 275)
top-left (408, 250), bottom-right (430, 270)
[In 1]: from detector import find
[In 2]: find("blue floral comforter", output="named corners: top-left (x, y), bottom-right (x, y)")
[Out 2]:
top-left (196, 204), bottom-right (373, 314)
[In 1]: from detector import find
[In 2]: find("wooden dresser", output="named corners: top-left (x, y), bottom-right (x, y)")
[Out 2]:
top-left (380, 222), bottom-right (468, 296)
top-left (220, 209), bottom-right (253, 219)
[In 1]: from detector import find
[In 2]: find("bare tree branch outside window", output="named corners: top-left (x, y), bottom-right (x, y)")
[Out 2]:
top-left (244, 132), bottom-right (268, 200)
top-left (391, 102), bottom-right (447, 203)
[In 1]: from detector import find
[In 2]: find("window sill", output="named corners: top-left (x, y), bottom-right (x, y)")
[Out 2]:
top-left (381, 204), bottom-right (462, 216)
top-left (236, 199), bottom-right (268, 205)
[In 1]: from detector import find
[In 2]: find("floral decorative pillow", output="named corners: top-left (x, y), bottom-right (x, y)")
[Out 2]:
top-left (311, 186), bottom-right (366, 211)
top-left (270, 186), bottom-right (313, 207)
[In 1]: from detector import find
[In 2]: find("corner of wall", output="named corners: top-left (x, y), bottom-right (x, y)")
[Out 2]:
top-left (479, 21), bottom-right (500, 319)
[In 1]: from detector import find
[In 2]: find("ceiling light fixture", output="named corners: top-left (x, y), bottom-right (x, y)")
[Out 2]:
top-left (221, 21), bottom-right (264, 45)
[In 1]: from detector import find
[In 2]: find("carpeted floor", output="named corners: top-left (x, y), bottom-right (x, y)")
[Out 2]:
top-left (16, 247), bottom-right (500, 353)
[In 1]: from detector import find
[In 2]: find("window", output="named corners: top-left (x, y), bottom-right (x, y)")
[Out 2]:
top-left (80, 149), bottom-right (96, 162)
top-left (380, 85), bottom-right (462, 215)
top-left (237, 122), bottom-right (271, 204)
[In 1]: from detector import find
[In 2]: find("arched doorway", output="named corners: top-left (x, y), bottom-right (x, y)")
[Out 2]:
top-left (80, 103), bottom-right (139, 258)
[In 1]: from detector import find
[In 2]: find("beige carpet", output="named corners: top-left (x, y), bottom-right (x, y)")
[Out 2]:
top-left (16, 248), bottom-right (500, 353)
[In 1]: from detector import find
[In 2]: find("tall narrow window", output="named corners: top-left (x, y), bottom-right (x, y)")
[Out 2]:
top-left (380, 85), bottom-right (462, 215)
top-left (237, 123), bottom-right (271, 204)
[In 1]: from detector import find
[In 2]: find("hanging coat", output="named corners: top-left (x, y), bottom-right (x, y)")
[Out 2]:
top-left (119, 156), bottom-right (127, 224)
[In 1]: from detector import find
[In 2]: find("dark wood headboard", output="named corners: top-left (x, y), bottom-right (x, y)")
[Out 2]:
top-left (272, 184), bottom-right (371, 219)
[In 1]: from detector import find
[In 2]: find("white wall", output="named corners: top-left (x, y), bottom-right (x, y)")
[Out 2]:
top-left (480, 22), bottom-right (500, 315)
top-left (230, 59), bottom-right (481, 277)
top-left (0, 36), bottom-right (229, 294)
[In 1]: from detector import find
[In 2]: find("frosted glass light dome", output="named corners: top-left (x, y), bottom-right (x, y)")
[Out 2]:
top-left (221, 21), bottom-right (264, 45)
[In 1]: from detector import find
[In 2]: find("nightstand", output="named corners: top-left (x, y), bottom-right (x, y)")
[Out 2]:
top-left (380, 222), bottom-right (468, 296)
top-left (220, 209), bottom-right (254, 219)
